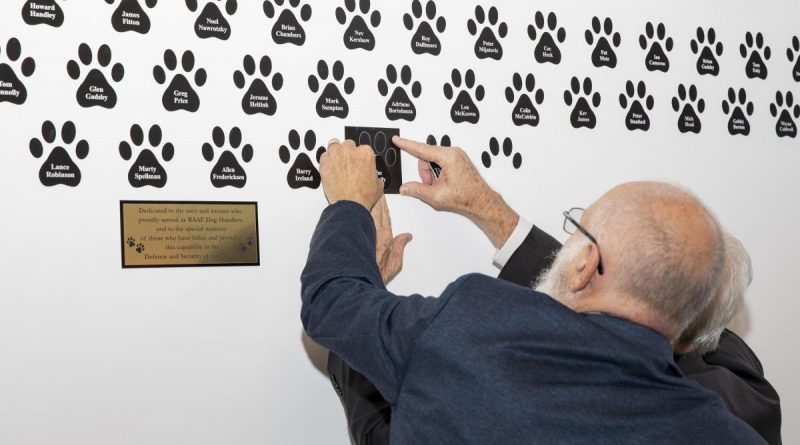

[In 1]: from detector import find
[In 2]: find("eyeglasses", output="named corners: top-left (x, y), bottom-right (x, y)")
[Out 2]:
top-left (562, 208), bottom-right (605, 275)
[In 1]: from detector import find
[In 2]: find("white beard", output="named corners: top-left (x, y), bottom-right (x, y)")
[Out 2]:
top-left (534, 239), bottom-right (589, 306)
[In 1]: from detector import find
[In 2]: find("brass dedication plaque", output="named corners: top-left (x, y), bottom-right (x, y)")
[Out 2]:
top-left (120, 201), bottom-right (259, 268)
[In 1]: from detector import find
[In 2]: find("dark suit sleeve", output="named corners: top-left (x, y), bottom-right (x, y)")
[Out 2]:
top-left (497, 224), bottom-right (563, 287)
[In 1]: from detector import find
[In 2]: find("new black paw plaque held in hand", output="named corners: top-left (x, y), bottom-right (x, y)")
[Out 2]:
top-left (345, 127), bottom-right (401, 194)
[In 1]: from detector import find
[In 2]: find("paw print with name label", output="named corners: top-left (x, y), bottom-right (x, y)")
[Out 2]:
top-left (336, 0), bottom-right (381, 51)
top-left (619, 80), bottom-right (654, 132)
top-left (202, 126), bottom-right (253, 188)
top-left (403, 0), bottom-right (446, 56)
top-left (740, 32), bottom-right (771, 80)
top-left (722, 88), bottom-right (754, 136)
top-left (639, 22), bottom-right (673, 72)
top-left (505, 73), bottom-right (544, 127)
top-left (671, 84), bottom-right (705, 134)
top-left (443, 68), bottom-right (484, 124)
top-left (691, 27), bottom-right (723, 76)
top-left (263, 0), bottom-right (311, 46)
top-left (119, 124), bottom-right (174, 188)
top-left (29, 120), bottom-right (89, 187)
top-left (528, 11), bottom-right (566, 65)
top-left (378, 64), bottom-right (421, 122)
top-left (279, 129), bottom-right (325, 189)
top-left (233, 54), bottom-right (283, 116)
top-left (468, 5), bottom-right (507, 61)
top-left (0, 37), bottom-right (36, 105)
top-left (564, 76), bottom-right (601, 129)
top-left (308, 60), bottom-right (354, 119)
top-left (105, 0), bottom-right (157, 34)
top-left (67, 43), bottom-right (124, 109)
top-left (788, 37), bottom-right (800, 82)
top-left (22, 0), bottom-right (65, 27)
top-left (186, 0), bottom-right (236, 40)
top-left (585, 17), bottom-right (621, 68)
top-left (153, 49), bottom-right (207, 112)
top-left (481, 137), bottom-right (521, 170)
top-left (770, 91), bottom-right (799, 138)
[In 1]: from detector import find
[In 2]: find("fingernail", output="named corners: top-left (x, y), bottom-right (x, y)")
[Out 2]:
top-left (399, 185), bottom-right (409, 195)
top-left (328, 138), bottom-right (340, 145)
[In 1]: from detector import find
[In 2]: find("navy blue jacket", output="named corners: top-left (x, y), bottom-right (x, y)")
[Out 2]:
top-left (302, 201), bottom-right (766, 444)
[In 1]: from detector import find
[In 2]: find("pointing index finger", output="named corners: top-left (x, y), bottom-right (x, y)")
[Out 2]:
top-left (393, 136), bottom-right (445, 163)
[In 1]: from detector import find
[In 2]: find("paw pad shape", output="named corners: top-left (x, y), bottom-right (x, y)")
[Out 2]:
top-left (691, 27), bottom-right (723, 76)
top-left (403, 0), bottom-right (446, 56)
top-left (202, 126), bottom-right (253, 188)
top-left (671, 84), bottom-right (705, 134)
top-left (481, 137), bottom-right (521, 170)
top-left (585, 17), bottom-right (621, 68)
top-left (279, 129), bottom-right (325, 189)
top-left (154, 49), bottom-right (207, 112)
top-left (106, 0), bottom-right (157, 34)
top-left (0, 37), bottom-right (36, 105)
top-left (788, 36), bottom-right (800, 82)
top-left (356, 130), bottom-right (399, 192)
top-left (740, 32), bottom-right (771, 80)
top-left (186, 0), bottom-right (236, 40)
top-left (770, 91), bottom-right (800, 138)
top-left (722, 88), bottom-right (754, 136)
top-left (619, 81), bottom-right (654, 132)
top-left (67, 43), bottom-right (124, 109)
top-left (564, 76), bottom-right (601, 129)
top-left (468, 5), bottom-right (507, 60)
top-left (378, 64), bottom-right (421, 122)
top-left (119, 124), bottom-right (174, 188)
top-left (443, 68), bottom-right (484, 124)
top-left (233, 54), bottom-right (283, 116)
top-left (336, 0), bottom-right (381, 51)
top-left (639, 22), bottom-right (672, 72)
top-left (505, 73), bottom-right (544, 127)
top-left (22, 0), bottom-right (64, 27)
top-left (308, 60), bottom-right (354, 119)
top-left (29, 120), bottom-right (89, 187)
top-left (528, 11), bottom-right (565, 65)
top-left (263, 0), bottom-right (312, 46)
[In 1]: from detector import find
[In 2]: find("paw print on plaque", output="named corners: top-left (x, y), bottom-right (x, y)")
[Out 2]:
top-left (619, 81), bottom-right (654, 132)
top-left (563, 76), bottom-right (601, 129)
top-left (467, 5), bottom-right (507, 61)
top-left (788, 37), bottom-right (800, 82)
top-left (336, 0), bottom-right (381, 51)
top-left (279, 129), bottom-right (325, 190)
top-left (233, 55), bottom-right (283, 116)
top-left (153, 49), bottom-right (207, 112)
top-left (186, 0), bottom-right (237, 40)
top-left (443, 68), bottom-right (484, 124)
top-left (0, 37), bottom-right (36, 105)
top-left (671, 84), bottom-right (705, 134)
top-left (403, 0), bottom-right (446, 56)
top-left (119, 124), bottom-right (174, 188)
top-left (202, 126), bottom-right (253, 188)
top-left (378, 64), bottom-right (421, 122)
top-left (21, 0), bottom-right (64, 27)
top-left (721, 88), bottom-right (754, 136)
top-left (770, 92), bottom-right (799, 138)
top-left (585, 17), bottom-right (621, 68)
top-left (481, 137), bottom-right (521, 170)
top-left (308, 60), bottom-right (354, 119)
top-left (528, 11), bottom-right (566, 65)
top-left (505, 73), bottom-right (544, 127)
top-left (740, 32), bottom-right (771, 80)
top-left (105, 0), bottom-right (157, 34)
top-left (639, 22), bottom-right (673, 72)
top-left (263, 0), bottom-right (312, 46)
top-left (66, 43), bottom-right (125, 109)
top-left (29, 120), bottom-right (89, 187)
top-left (691, 27), bottom-right (723, 76)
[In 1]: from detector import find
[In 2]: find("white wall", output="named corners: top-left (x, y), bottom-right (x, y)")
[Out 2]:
top-left (1, 1), bottom-right (798, 443)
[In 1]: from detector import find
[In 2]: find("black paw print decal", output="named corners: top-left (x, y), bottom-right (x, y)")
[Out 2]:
top-left (136, 243), bottom-right (145, 254)
top-left (481, 137), bottom-right (521, 170)
top-left (67, 43), bottom-right (124, 109)
top-left (263, 0), bottom-right (312, 46)
top-left (564, 76), bottom-right (601, 129)
top-left (202, 126), bottom-right (253, 188)
top-left (186, 0), bottom-right (236, 40)
top-left (378, 64), bottom-right (421, 122)
top-left (691, 27), bottom-right (723, 76)
top-left (770, 91), bottom-right (799, 138)
top-left (29, 120), bottom-right (89, 187)
top-left (119, 124), bottom-right (175, 188)
top-left (233, 54), bottom-right (283, 116)
top-left (127, 237), bottom-right (136, 248)
top-left (721, 88), bottom-right (754, 136)
top-left (308, 60), bottom-right (354, 119)
top-left (443, 68), bottom-right (484, 124)
top-left (528, 11), bottom-right (565, 65)
top-left (336, 0), bottom-right (381, 51)
top-left (505, 73), bottom-right (544, 127)
top-left (22, 0), bottom-right (64, 27)
top-left (585, 17), bottom-right (620, 68)
top-left (740, 32), bottom-right (771, 80)
top-left (105, 0), bottom-right (157, 34)
top-left (619, 80), bottom-right (654, 132)
top-left (403, 0), bottom-right (446, 56)
top-left (788, 37), bottom-right (800, 82)
top-left (0, 37), bottom-right (36, 105)
top-left (279, 129), bottom-right (325, 190)
top-left (671, 84), bottom-right (705, 134)
top-left (639, 22), bottom-right (672, 72)
top-left (153, 49), bottom-right (207, 113)
top-left (468, 5), bottom-right (507, 60)
top-left (425, 134), bottom-right (451, 177)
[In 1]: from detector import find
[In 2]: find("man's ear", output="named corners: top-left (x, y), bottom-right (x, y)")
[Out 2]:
top-left (568, 243), bottom-right (602, 293)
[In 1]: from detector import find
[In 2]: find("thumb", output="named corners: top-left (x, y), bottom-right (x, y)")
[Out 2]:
top-left (392, 233), bottom-right (413, 263)
top-left (400, 182), bottom-right (437, 206)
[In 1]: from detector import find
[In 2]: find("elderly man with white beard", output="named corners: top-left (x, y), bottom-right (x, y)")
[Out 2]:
top-left (301, 137), bottom-right (768, 444)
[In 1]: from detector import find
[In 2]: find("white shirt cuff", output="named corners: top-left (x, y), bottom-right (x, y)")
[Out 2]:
top-left (492, 218), bottom-right (533, 270)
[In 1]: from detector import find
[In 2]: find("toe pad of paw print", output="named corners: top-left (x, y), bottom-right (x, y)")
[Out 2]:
top-left (345, 126), bottom-right (401, 193)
